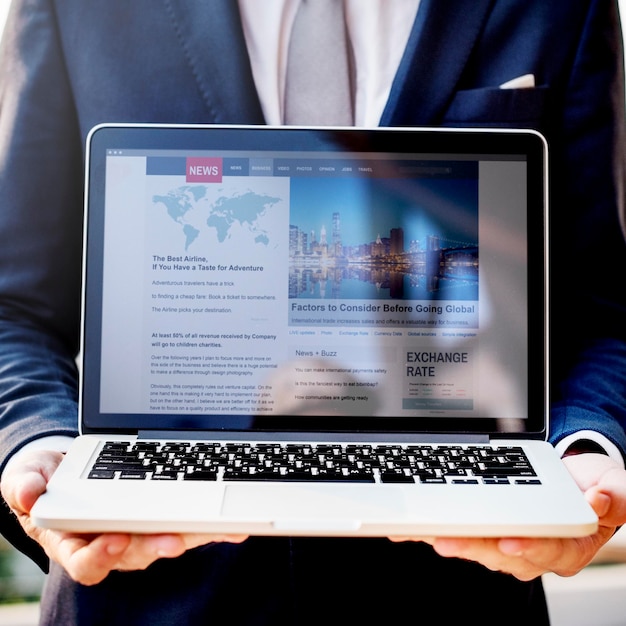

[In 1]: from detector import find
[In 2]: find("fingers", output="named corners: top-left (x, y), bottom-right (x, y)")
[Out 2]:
top-left (47, 532), bottom-right (249, 586)
top-left (429, 537), bottom-right (559, 580)
top-left (428, 531), bottom-right (614, 580)
top-left (433, 537), bottom-right (535, 579)
top-left (390, 529), bottom-right (616, 581)
top-left (57, 534), bottom-right (188, 585)
top-left (52, 534), bottom-right (132, 585)
top-left (181, 533), bottom-right (249, 550)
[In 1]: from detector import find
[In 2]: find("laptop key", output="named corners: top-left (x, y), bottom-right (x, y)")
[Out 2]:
top-left (380, 471), bottom-right (416, 484)
top-left (183, 468), bottom-right (219, 481)
top-left (87, 470), bottom-right (116, 479)
top-left (119, 470), bottom-right (148, 480)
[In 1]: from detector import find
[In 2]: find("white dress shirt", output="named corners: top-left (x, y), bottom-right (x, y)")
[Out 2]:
top-left (237, 0), bottom-right (421, 126)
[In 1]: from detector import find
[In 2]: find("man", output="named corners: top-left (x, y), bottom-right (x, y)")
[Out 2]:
top-left (1, 1), bottom-right (626, 623)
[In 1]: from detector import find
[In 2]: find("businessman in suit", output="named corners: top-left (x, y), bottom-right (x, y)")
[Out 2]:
top-left (1, 1), bottom-right (626, 623)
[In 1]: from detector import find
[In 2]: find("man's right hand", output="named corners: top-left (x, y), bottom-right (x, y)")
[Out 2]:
top-left (0, 448), bottom-right (248, 585)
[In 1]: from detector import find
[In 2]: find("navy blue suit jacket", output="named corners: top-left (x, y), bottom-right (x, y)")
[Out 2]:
top-left (0, 1), bottom-right (625, 621)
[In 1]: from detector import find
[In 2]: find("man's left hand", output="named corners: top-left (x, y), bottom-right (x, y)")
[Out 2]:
top-left (390, 453), bottom-right (626, 580)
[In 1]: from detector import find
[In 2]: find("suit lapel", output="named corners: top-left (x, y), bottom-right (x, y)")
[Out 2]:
top-left (159, 0), bottom-right (494, 126)
top-left (161, 0), bottom-right (265, 124)
top-left (381, 0), bottom-right (495, 126)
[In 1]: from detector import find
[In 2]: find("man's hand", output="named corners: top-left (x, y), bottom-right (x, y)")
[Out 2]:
top-left (390, 453), bottom-right (626, 581)
top-left (0, 449), bottom-right (248, 586)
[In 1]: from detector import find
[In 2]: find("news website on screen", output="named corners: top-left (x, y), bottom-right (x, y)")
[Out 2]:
top-left (98, 148), bottom-right (528, 422)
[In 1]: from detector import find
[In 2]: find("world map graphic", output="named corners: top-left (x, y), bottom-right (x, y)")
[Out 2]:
top-left (153, 185), bottom-right (281, 251)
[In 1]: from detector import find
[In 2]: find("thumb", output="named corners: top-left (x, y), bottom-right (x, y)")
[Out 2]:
top-left (13, 469), bottom-right (49, 513)
top-left (586, 467), bottom-right (626, 527)
top-left (2, 450), bottom-right (63, 514)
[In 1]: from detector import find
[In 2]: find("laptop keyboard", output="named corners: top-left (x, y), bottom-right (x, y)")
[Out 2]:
top-left (87, 441), bottom-right (541, 485)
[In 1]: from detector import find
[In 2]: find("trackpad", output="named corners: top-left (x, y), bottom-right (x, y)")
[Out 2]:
top-left (222, 484), bottom-right (406, 522)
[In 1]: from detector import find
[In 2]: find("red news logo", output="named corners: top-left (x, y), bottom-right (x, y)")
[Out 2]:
top-left (186, 157), bottom-right (223, 182)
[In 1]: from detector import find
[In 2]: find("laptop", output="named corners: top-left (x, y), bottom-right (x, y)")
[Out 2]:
top-left (31, 123), bottom-right (597, 537)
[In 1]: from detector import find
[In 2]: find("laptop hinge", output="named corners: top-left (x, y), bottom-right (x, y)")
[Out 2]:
top-left (138, 431), bottom-right (491, 444)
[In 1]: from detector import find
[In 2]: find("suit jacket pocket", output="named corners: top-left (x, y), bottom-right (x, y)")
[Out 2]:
top-left (442, 86), bottom-right (549, 129)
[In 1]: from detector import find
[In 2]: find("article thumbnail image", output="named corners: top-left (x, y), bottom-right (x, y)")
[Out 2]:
top-left (288, 176), bottom-right (478, 301)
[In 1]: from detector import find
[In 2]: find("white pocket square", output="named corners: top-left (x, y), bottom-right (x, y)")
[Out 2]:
top-left (499, 73), bottom-right (535, 89)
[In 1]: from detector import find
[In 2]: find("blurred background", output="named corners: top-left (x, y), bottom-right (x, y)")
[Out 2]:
top-left (0, 1), bottom-right (626, 624)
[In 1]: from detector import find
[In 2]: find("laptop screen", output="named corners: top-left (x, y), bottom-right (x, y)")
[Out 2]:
top-left (81, 125), bottom-right (547, 438)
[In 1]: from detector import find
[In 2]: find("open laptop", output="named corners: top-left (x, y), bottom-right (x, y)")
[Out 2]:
top-left (31, 123), bottom-right (598, 537)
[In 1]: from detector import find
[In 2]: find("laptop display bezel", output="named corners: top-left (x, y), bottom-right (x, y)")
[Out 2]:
top-left (80, 124), bottom-right (548, 440)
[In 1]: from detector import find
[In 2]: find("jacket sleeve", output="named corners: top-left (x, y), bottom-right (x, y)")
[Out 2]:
top-left (0, 0), bottom-right (83, 568)
top-left (545, 0), bottom-right (626, 460)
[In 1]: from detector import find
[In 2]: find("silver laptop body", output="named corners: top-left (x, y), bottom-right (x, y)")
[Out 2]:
top-left (31, 124), bottom-right (597, 538)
